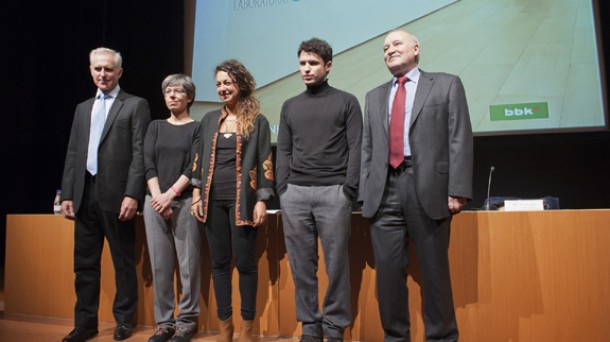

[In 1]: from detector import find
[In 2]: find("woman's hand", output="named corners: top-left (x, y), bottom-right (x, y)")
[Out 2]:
top-left (252, 201), bottom-right (267, 227)
top-left (191, 188), bottom-right (205, 222)
top-left (160, 206), bottom-right (173, 220)
top-left (151, 191), bottom-right (174, 214)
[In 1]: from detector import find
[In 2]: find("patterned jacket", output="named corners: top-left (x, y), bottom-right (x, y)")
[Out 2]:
top-left (192, 108), bottom-right (274, 225)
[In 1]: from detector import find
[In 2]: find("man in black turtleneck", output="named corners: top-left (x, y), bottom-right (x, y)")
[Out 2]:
top-left (276, 37), bottom-right (362, 342)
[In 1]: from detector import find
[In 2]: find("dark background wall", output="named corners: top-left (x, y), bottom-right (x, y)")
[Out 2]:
top-left (0, 1), bottom-right (185, 267)
top-left (1, 1), bottom-right (609, 268)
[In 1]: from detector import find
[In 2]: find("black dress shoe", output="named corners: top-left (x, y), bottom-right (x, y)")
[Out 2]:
top-left (62, 327), bottom-right (98, 342)
top-left (149, 325), bottom-right (176, 342)
top-left (113, 323), bottom-right (133, 341)
top-left (299, 335), bottom-right (323, 342)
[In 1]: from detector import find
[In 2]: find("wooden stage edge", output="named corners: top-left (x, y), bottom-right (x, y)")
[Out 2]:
top-left (5, 210), bottom-right (610, 341)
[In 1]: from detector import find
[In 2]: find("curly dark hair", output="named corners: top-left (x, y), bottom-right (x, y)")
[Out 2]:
top-left (298, 37), bottom-right (333, 63)
top-left (215, 59), bottom-right (261, 137)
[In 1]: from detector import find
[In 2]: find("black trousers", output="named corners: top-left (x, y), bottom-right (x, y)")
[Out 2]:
top-left (369, 167), bottom-right (458, 342)
top-left (205, 199), bottom-right (258, 321)
top-left (73, 174), bottom-right (138, 328)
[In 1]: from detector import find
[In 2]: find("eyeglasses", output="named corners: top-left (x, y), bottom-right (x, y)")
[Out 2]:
top-left (164, 88), bottom-right (187, 95)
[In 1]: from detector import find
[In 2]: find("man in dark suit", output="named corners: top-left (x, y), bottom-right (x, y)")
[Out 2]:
top-left (60, 47), bottom-right (150, 342)
top-left (359, 30), bottom-right (473, 342)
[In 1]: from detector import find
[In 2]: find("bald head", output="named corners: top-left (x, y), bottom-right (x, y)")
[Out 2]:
top-left (383, 30), bottom-right (420, 76)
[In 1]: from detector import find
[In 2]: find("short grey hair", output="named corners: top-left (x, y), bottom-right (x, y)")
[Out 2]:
top-left (162, 74), bottom-right (197, 108)
top-left (89, 47), bottom-right (123, 68)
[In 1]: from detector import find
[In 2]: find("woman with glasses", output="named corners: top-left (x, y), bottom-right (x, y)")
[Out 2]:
top-left (143, 74), bottom-right (201, 342)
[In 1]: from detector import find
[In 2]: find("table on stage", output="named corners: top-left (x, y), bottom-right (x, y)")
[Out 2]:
top-left (5, 210), bottom-right (610, 341)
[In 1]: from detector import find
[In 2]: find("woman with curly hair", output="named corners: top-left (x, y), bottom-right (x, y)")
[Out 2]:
top-left (192, 59), bottom-right (274, 342)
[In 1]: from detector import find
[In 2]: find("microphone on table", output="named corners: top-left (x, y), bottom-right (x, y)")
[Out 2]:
top-left (482, 166), bottom-right (498, 210)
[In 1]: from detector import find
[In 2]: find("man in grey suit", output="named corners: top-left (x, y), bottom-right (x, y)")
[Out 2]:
top-left (359, 30), bottom-right (473, 342)
top-left (60, 47), bottom-right (151, 342)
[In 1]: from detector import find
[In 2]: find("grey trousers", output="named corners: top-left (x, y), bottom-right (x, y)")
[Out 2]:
top-left (369, 168), bottom-right (458, 342)
top-left (143, 195), bottom-right (202, 329)
top-left (280, 184), bottom-right (352, 339)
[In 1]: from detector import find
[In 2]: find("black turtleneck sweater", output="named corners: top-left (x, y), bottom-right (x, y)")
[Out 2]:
top-left (276, 80), bottom-right (363, 200)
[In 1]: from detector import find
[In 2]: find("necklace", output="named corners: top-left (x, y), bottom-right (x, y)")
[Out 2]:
top-left (222, 116), bottom-right (237, 138)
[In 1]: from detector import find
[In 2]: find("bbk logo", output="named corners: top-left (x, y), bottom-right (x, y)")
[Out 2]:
top-left (504, 106), bottom-right (536, 116)
top-left (489, 102), bottom-right (549, 121)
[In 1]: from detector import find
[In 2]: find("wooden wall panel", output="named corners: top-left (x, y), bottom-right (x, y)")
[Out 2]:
top-left (6, 210), bottom-right (610, 341)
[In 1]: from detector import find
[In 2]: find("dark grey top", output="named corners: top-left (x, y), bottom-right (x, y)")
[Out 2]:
top-left (276, 80), bottom-right (363, 200)
top-left (211, 132), bottom-right (237, 200)
top-left (144, 119), bottom-right (200, 198)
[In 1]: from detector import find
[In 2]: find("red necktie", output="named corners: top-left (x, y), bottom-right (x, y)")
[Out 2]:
top-left (389, 76), bottom-right (408, 169)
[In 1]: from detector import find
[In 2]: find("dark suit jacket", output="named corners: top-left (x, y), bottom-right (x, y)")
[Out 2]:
top-left (359, 70), bottom-right (473, 220)
top-left (61, 89), bottom-right (151, 213)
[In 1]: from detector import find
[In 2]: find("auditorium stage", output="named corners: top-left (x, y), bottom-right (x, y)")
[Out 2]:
top-left (5, 210), bottom-right (610, 341)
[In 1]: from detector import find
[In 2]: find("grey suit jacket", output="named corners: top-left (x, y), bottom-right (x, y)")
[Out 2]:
top-left (61, 89), bottom-right (151, 213)
top-left (359, 70), bottom-right (473, 220)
